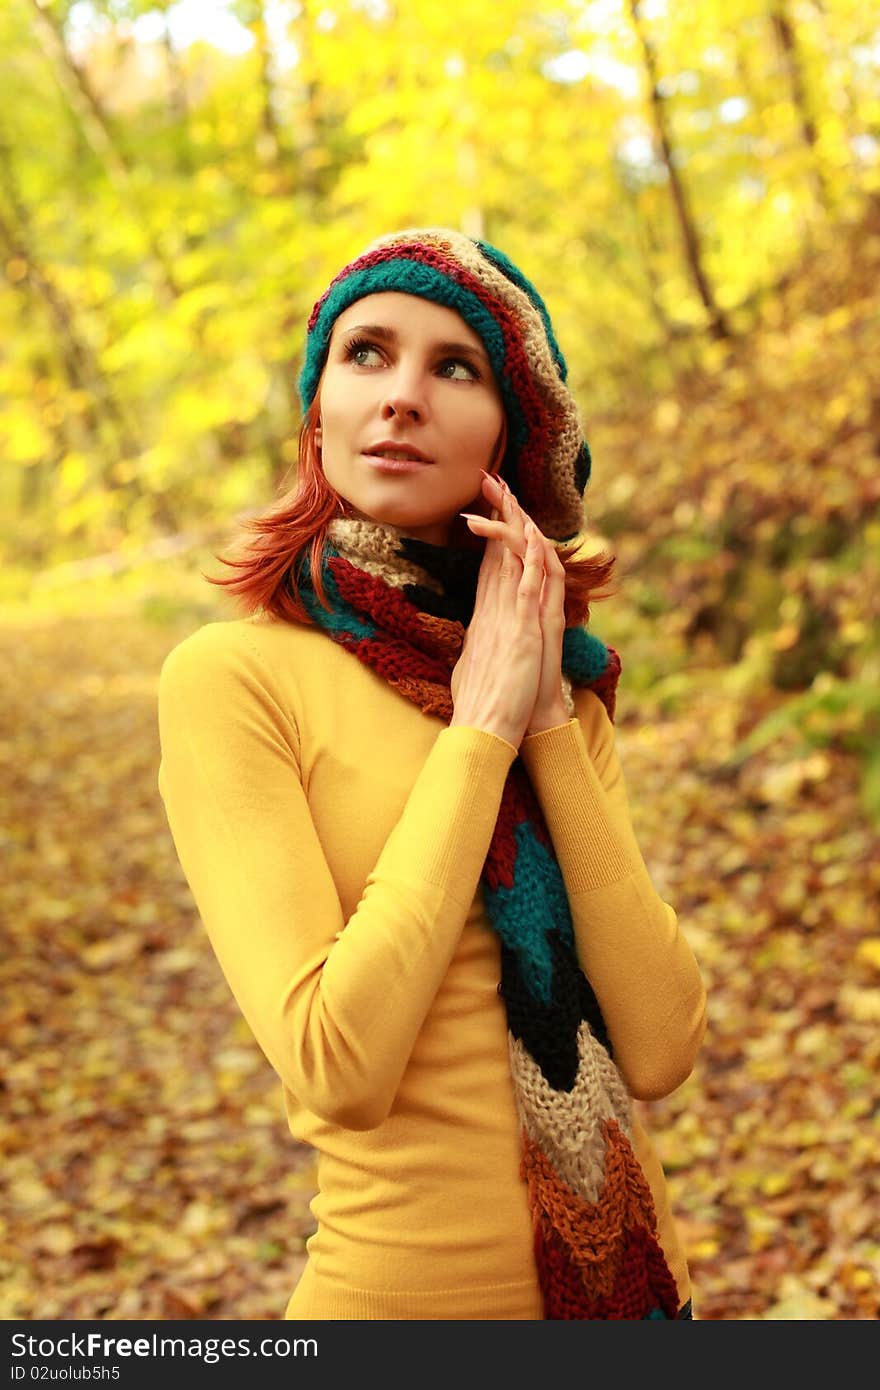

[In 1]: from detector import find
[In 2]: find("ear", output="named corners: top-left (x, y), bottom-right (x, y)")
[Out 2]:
top-left (314, 420), bottom-right (323, 448)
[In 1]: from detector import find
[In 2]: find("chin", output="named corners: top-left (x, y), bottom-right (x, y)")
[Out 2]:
top-left (360, 502), bottom-right (447, 534)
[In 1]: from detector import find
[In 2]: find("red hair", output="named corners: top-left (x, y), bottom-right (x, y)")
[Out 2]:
top-left (207, 404), bottom-right (616, 628)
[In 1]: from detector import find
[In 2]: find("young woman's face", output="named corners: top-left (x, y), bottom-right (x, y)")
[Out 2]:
top-left (316, 292), bottom-right (505, 544)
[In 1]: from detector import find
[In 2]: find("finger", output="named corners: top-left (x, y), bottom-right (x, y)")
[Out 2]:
top-left (475, 505), bottom-right (505, 608)
top-left (536, 533), bottom-right (566, 615)
top-left (497, 481), bottom-right (528, 557)
top-left (497, 535), bottom-right (524, 588)
top-left (460, 514), bottom-right (528, 557)
top-left (472, 505), bottom-right (500, 566)
top-left (466, 510), bottom-right (559, 587)
top-left (480, 470), bottom-right (505, 506)
top-left (516, 521), bottom-right (544, 608)
top-left (480, 471), bottom-right (525, 540)
top-left (479, 472), bottom-right (530, 539)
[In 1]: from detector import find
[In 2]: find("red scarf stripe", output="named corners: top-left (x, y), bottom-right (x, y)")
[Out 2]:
top-left (523, 1125), bottom-right (679, 1318)
top-left (520, 1123), bottom-right (663, 1293)
top-left (329, 558), bottom-right (463, 671)
top-left (340, 636), bottom-right (451, 701)
top-left (589, 648), bottom-right (622, 723)
top-left (535, 1223), bottom-right (680, 1320)
top-left (388, 672), bottom-right (452, 719)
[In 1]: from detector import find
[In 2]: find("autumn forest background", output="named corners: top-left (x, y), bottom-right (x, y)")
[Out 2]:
top-left (2, 0), bottom-right (879, 1321)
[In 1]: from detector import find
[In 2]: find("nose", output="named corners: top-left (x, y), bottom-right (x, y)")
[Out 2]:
top-left (380, 366), bottom-right (427, 423)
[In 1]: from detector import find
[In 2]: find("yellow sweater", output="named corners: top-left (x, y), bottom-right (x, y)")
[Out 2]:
top-left (157, 613), bottom-right (707, 1320)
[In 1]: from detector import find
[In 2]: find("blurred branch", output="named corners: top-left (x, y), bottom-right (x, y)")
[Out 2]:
top-left (0, 133), bottom-right (141, 465)
top-left (31, 529), bottom-right (216, 589)
top-left (26, 0), bottom-right (181, 303)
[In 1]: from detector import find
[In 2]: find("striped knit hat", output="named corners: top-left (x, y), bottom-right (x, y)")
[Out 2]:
top-left (299, 227), bottom-right (592, 541)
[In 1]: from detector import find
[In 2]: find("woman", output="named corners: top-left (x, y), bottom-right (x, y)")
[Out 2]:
top-left (157, 227), bottom-right (707, 1321)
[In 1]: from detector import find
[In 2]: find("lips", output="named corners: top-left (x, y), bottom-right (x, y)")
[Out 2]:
top-left (363, 441), bottom-right (432, 464)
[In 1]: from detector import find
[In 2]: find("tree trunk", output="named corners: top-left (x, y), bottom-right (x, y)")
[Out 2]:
top-left (627, 0), bottom-right (732, 340)
top-left (252, 8), bottom-right (286, 175)
top-left (272, 0), bottom-right (329, 450)
top-left (288, 0), bottom-right (326, 202)
top-left (804, 0), bottom-right (859, 180)
top-left (770, 0), bottom-right (833, 213)
top-left (162, 15), bottom-right (194, 174)
top-left (734, 32), bottom-right (811, 251)
top-left (618, 169), bottom-right (674, 336)
top-left (735, 32), bottom-right (774, 149)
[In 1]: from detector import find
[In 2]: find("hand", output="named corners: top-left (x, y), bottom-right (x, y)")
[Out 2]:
top-left (460, 473), bottom-right (569, 736)
top-left (449, 497), bottom-right (547, 748)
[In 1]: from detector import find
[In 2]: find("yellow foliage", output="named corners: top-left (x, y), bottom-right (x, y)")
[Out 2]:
top-left (3, 415), bottom-right (51, 463)
top-left (854, 939), bottom-right (880, 973)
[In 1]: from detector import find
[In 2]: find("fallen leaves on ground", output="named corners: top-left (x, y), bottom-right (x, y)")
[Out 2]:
top-left (0, 613), bottom-right (313, 1321)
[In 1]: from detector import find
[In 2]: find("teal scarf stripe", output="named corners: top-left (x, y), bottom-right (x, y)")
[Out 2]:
top-left (484, 824), bottom-right (575, 1005)
top-left (562, 628), bottom-right (610, 684)
top-left (299, 550), bottom-right (378, 641)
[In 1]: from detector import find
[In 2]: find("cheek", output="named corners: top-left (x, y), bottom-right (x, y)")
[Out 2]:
top-left (321, 378), bottom-right (374, 443)
top-left (318, 369), bottom-right (350, 419)
top-left (465, 399), bottom-right (505, 455)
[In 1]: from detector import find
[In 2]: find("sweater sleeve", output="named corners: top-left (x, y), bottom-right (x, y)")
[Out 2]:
top-left (519, 688), bottom-right (707, 1101)
top-left (157, 623), bottom-right (517, 1132)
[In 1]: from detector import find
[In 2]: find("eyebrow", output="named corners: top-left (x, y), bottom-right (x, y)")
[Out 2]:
top-left (339, 322), bottom-right (490, 365)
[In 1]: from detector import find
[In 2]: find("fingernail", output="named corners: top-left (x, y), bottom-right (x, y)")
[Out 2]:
top-left (459, 512), bottom-right (484, 522)
top-left (480, 469), bottom-right (500, 484)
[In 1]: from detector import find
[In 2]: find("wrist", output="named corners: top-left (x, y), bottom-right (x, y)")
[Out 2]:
top-left (525, 705), bottom-right (570, 737)
top-left (450, 713), bottom-right (525, 748)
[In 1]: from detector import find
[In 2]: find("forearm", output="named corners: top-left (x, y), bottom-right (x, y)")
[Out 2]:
top-left (276, 726), bottom-right (517, 1127)
top-left (159, 627), bottom-right (517, 1129)
top-left (519, 712), bottom-right (707, 1099)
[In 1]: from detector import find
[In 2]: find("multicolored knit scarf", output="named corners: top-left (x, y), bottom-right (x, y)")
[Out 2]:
top-left (297, 517), bottom-right (683, 1320)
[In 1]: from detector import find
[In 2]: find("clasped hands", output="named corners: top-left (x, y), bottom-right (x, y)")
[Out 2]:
top-left (449, 469), bottom-right (569, 749)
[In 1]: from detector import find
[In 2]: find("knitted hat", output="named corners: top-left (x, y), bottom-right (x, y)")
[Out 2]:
top-left (298, 227), bottom-right (591, 541)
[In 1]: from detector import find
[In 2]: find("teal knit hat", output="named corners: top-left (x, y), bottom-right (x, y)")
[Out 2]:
top-left (299, 227), bottom-right (592, 541)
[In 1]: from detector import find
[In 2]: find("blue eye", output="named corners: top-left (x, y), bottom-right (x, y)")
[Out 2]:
top-left (344, 337), bottom-right (383, 367)
top-left (439, 359), bottom-right (478, 381)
